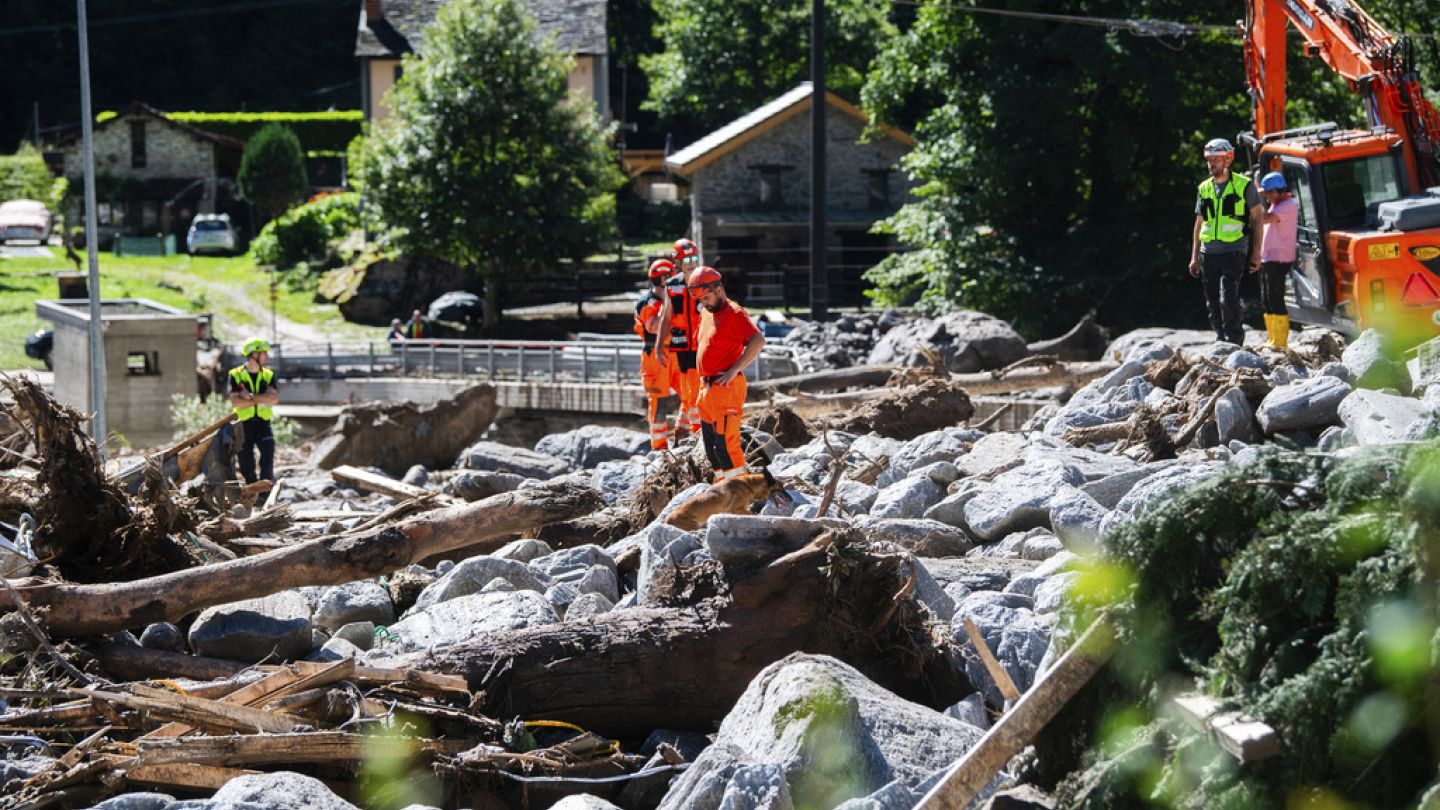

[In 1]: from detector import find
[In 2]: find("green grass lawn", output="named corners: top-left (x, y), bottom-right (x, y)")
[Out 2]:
top-left (0, 252), bottom-right (382, 369)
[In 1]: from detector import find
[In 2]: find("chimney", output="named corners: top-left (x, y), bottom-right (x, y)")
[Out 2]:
top-left (365, 0), bottom-right (382, 23)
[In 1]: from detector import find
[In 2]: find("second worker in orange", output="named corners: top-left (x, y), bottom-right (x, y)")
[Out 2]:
top-left (685, 265), bottom-right (764, 482)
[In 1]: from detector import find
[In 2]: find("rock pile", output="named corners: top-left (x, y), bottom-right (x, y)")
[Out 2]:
top-left (9, 322), bottom-right (1439, 810)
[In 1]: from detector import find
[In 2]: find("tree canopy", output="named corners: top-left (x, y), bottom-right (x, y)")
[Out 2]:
top-left (857, 0), bottom-right (1438, 335)
top-left (355, 0), bottom-right (623, 328)
top-left (641, 0), bottom-right (897, 133)
top-left (238, 123), bottom-right (309, 221)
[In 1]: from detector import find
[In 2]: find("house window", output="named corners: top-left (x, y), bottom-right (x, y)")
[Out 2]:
top-left (126, 351), bottom-right (159, 376)
top-left (865, 169), bottom-right (891, 211)
top-left (393, 65), bottom-right (404, 83)
top-left (130, 121), bottom-right (147, 169)
top-left (754, 165), bottom-right (790, 209)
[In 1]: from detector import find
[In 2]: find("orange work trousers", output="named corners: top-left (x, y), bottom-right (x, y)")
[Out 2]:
top-left (697, 374), bottom-right (747, 481)
top-left (674, 357), bottom-right (700, 434)
top-left (640, 350), bottom-right (676, 450)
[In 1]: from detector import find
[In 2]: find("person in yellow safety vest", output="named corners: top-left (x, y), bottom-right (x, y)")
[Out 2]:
top-left (662, 237), bottom-right (703, 439)
top-left (1189, 137), bottom-right (1263, 345)
top-left (228, 337), bottom-right (281, 483)
top-left (635, 259), bottom-right (679, 450)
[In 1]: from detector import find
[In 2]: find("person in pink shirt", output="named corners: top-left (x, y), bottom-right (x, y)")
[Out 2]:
top-left (1257, 171), bottom-right (1297, 348)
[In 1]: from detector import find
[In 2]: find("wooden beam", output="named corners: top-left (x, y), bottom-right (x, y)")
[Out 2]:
top-left (120, 761), bottom-right (258, 791)
top-left (332, 465), bottom-right (459, 505)
top-left (79, 685), bottom-right (307, 735)
top-left (961, 617), bottom-right (1021, 703)
top-left (131, 731), bottom-right (469, 768)
top-left (914, 615), bottom-right (1117, 810)
top-left (1171, 694), bottom-right (1280, 764)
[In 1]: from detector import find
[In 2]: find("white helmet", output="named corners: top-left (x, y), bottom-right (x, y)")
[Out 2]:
top-left (1203, 138), bottom-right (1234, 157)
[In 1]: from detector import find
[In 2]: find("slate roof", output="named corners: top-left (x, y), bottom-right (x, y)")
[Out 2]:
top-left (355, 0), bottom-right (607, 58)
top-left (666, 83), bottom-right (913, 176)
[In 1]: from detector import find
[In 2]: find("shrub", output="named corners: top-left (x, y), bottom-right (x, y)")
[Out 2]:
top-left (171, 393), bottom-right (298, 446)
top-left (0, 145), bottom-right (56, 203)
top-left (238, 123), bottom-right (309, 220)
top-left (251, 192), bottom-right (360, 269)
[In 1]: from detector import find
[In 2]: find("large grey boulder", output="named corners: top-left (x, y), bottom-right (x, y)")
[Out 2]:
top-left (492, 538), bottom-right (553, 563)
top-left (1256, 375), bottom-right (1351, 434)
top-left (854, 517), bottom-right (975, 557)
top-left (458, 440), bottom-right (569, 479)
top-left (1105, 328), bottom-right (1215, 360)
top-left (591, 458), bottom-right (651, 505)
top-left (955, 432), bottom-right (1029, 479)
top-left (90, 793), bottom-right (176, 810)
top-left (377, 591), bottom-right (557, 655)
top-left (869, 476), bottom-right (948, 519)
top-left (1099, 463), bottom-right (1219, 535)
top-left (444, 469), bottom-right (525, 502)
top-left (658, 654), bottom-right (985, 810)
top-left (876, 428), bottom-right (978, 488)
top-left (577, 564), bottom-right (621, 603)
top-left (566, 592), bottom-right (616, 619)
top-left (1338, 388), bottom-right (1427, 446)
top-left (1047, 488), bottom-right (1108, 554)
top-left (952, 592), bottom-right (1056, 707)
top-left (963, 461), bottom-right (1086, 541)
top-left (412, 556), bottom-right (549, 612)
top-left (1081, 463), bottom-right (1173, 509)
top-left (1341, 328), bottom-right (1411, 394)
top-left (867, 311), bottom-right (1028, 373)
top-left (531, 545), bottom-right (617, 583)
top-left (548, 797), bottom-right (625, 810)
top-left (188, 592), bottom-right (313, 663)
top-left (209, 772), bottom-right (359, 810)
top-left (1214, 387), bottom-right (1256, 445)
top-left (311, 581), bottom-right (394, 631)
top-left (536, 425), bottom-right (651, 470)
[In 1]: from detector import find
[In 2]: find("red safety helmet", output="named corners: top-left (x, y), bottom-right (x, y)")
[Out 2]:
top-left (672, 238), bottom-right (700, 267)
top-left (686, 265), bottom-right (722, 290)
top-left (647, 258), bottom-right (676, 281)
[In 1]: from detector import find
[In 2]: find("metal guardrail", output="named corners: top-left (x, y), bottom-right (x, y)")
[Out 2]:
top-left (258, 338), bottom-right (803, 384)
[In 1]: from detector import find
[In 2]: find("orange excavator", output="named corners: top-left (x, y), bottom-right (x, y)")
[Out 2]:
top-left (1242, 0), bottom-right (1440, 344)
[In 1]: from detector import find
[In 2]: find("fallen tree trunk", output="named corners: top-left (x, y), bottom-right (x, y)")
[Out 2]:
top-left (747, 366), bottom-right (898, 400)
top-left (3, 482), bottom-right (600, 638)
top-left (384, 530), bottom-right (970, 738)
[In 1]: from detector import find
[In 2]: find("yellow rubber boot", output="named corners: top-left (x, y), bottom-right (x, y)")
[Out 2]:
top-left (1260, 314), bottom-right (1274, 347)
top-left (1273, 314), bottom-right (1289, 349)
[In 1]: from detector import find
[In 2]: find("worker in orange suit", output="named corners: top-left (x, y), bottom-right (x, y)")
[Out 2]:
top-left (687, 265), bottom-right (764, 482)
top-left (635, 259), bottom-right (678, 450)
top-left (668, 238), bottom-right (703, 437)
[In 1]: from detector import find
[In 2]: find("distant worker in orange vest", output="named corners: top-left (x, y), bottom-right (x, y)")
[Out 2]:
top-left (636, 259), bottom-right (680, 450)
top-left (666, 238), bottom-right (704, 437)
top-left (688, 265), bottom-right (764, 482)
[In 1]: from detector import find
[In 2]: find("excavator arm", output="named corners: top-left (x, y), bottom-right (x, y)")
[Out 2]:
top-left (1245, 0), bottom-right (1440, 190)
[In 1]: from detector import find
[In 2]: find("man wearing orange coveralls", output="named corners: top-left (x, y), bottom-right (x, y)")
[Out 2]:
top-left (635, 259), bottom-right (679, 450)
top-left (667, 238), bottom-right (704, 437)
top-left (687, 265), bottom-right (764, 482)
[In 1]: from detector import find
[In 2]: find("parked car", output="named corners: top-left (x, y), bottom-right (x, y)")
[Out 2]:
top-left (24, 329), bottom-right (53, 370)
top-left (0, 199), bottom-right (52, 244)
top-left (186, 213), bottom-right (237, 255)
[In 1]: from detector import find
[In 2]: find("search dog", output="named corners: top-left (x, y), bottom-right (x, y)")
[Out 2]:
top-left (663, 468), bottom-right (793, 532)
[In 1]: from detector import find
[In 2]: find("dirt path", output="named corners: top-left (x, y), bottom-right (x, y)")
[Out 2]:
top-left (209, 279), bottom-right (349, 346)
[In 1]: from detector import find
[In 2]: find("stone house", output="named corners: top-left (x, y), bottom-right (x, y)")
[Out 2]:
top-left (665, 83), bottom-right (916, 309)
top-left (46, 103), bottom-right (245, 249)
top-left (354, 0), bottom-right (608, 123)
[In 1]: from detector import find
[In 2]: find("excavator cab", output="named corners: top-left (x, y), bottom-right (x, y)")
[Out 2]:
top-left (1246, 124), bottom-right (1440, 344)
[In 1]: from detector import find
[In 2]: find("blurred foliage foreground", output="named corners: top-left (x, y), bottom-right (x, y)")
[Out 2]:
top-left (1053, 442), bottom-right (1440, 809)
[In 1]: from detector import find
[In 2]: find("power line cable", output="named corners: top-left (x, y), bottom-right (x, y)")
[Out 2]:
top-left (0, 0), bottom-right (346, 38)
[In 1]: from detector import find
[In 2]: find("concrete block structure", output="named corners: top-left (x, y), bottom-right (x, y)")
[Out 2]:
top-left (36, 298), bottom-right (197, 448)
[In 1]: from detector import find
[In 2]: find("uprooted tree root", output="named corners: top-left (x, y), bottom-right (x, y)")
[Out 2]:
top-left (623, 450), bottom-right (707, 532)
top-left (1, 376), bottom-right (201, 583)
top-left (816, 378), bottom-right (976, 441)
top-left (747, 401), bottom-right (813, 448)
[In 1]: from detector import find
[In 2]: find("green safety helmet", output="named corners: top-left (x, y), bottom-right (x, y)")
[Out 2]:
top-left (241, 337), bottom-right (272, 356)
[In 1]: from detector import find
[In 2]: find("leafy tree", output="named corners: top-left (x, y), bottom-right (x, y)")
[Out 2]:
top-left (641, 0), bottom-right (897, 133)
top-left (0, 144), bottom-right (56, 202)
top-left (356, 0), bottom-right (623, 329)
top-left (860, 0), bottom-right (1416, 336)
top-left (237, 123), bottom-right (308, 221)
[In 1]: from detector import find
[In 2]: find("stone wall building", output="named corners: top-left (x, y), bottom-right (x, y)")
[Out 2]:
top-left (355, 0), bottom-right (608, 123)
top-left (665, 84), bottom-right (915, 309)
top-left (45, 103), bottom-right (245, 249)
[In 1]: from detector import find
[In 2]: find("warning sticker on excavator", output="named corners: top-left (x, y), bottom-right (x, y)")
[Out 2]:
top-left (1368, 243), bottom-right (1401, 261)
top-left (1413, 246), bottom-right (1440, 262)
top-left (1400, 271), bottom-right (1440, 307)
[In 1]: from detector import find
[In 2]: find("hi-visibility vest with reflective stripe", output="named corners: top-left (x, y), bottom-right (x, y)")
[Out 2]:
top-left (229, 365), bottom-right (275, 421)
top-left (1198, 173), bottom-right (1252, 244)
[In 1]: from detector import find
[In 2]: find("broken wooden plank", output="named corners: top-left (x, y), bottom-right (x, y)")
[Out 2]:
top-left (131, 731), bottom-right (470, 768)
top-left (332, 465), bottom-right (459, 505)
top-left (289, 661), bottom-right (469, 696)
top-left (119, 760), bottom-right (259, 791)
top-left (961, 617), bottom-right (1021, 703)
top-left (142, 665), bottom-right (309, 740)
top-left (291, 509), bottom-right (381, 522)
top-left (79, 685), bottom-right (308, 735)
top-left (91, 641), bottom-right (249, 682)
top-left (1172, 694), bottom-right (1281, 764)
top-left (263, 477), bottom-right (285, 510)
top-left (914, 615), bottom-right (1117, 810)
